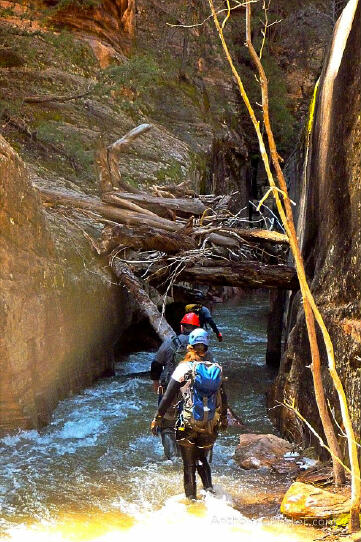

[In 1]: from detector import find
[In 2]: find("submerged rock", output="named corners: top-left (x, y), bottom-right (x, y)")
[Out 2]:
top-left (234, 433), bottom-right (294, 470)
top-left (281, 482), bottom-right (350, 519)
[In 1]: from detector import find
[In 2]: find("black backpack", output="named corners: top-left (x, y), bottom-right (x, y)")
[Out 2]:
top-left (160, 336), bottom-right (188, 388)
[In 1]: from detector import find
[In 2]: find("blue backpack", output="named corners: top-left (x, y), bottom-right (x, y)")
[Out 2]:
top-left (182, 361), bottom-right (223, 433)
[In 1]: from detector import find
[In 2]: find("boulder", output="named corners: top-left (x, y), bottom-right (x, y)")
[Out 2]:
top-left (281, 482), bottom-right (350, 519)
top-left (234, 433), bottom-right (294, 470)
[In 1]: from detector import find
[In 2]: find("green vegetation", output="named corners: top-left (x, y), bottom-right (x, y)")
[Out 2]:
top-left (102, 54), bottom-right (163, 89)
top-left (155, 160), bottom-right (185, 183)
top-left (41, 31), bottom-right (97, 73)
top-left (95, 53), bottom-right (166, 118)
top-left (48, 0), bottom-right (102, 12)
top-left (36, 121), bottom-right (94, 179)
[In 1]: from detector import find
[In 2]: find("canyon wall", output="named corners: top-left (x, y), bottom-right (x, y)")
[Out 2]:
top-left (0, 0), bottom-right (341, 434)
top-left (0, 135), bottom-right (139, 433)
top-left (271, 0), bottom-right (361, 454)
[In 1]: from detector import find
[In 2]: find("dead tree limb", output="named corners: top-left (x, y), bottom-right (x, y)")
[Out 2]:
top-left (209, 0), bottom-right (349, 495)
top-left (103, 191), bottom-right (206, 217)
top-left (194, 227), bottom-right (289, 245)
top-left (101, 193), bottom-right (161, 218)
top-left (139, 258), bottom-right (298, 291)
top-left (112, 259), bottom-right (174, 342)
top-left (38, 188), bottom-right (182, 232)
top-left (100, 224), bottom-right (196, 255)
top-left (97, 124), bottom-right (152, 194)
top-left (23, 89), bottom-right (92, 103)
top-left (250, 1), bottom-right (349, 492)
top-left (178, 261), bottom-right (298, 290)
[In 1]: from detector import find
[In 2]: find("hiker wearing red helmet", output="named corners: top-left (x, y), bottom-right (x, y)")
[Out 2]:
top-left (150, 313), bottom-right (213, 460)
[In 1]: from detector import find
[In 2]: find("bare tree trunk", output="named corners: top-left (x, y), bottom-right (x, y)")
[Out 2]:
top-left (97, 124), bottom-right (152, 194)
top-left (103, 191), bottom-right (206, 217)
top-left (143, 260), bottom-right (298, 291)
top-left (208, 0), bottom-right (350, 495)
top-left (38, 188), bottom-right (182, 232)
top-left (99, 224), bottom-right (196, 255)
top-left (112, 260), bottom-right (174, 342)
top-left (245, 3), bottom-right (348, 490)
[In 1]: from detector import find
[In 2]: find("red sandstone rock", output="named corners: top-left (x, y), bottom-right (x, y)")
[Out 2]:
top-left (234, 433), bottom-right (294, 470)
top-left (281, 482), bottom-right (350, 519)
top-left (49, 0), bottom-right (135, 56)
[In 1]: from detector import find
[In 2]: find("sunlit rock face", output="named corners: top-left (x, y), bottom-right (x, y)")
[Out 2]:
top-left (0, 136), bottom-right (134, 434)
top-left (281, 482), bottom-right (350, 520)
top-left (271, 0), bottom-right (361, 454)
top-left (46, 0), bottom-right (135, 65)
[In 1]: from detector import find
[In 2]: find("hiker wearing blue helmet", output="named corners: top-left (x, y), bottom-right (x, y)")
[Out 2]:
top-left (151, 328), bottom-right (228, 500)
top-left (150, 315), bottom-right (214, 461)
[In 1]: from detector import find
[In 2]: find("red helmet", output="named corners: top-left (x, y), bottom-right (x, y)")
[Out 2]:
top-left (180, 312), bottom-right (200, 327)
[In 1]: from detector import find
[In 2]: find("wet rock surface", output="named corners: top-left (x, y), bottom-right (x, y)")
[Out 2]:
top-left (234, 433), bottom-right (294, 470)
top-left (281, 482), bottom-right (350, 520)
top-left (271, 0), bottom-right (361, 452)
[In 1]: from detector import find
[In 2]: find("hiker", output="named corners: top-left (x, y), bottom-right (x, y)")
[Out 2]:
top-left (150, 312), bottom-right (213, 459)
top-left (185, 303), bottom-right (223, 342)
top-left (150, 328), bottom-right (227, 500)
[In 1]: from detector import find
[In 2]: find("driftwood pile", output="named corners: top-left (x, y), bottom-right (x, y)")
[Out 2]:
top-left (38, 124), bottom-right (297, 340)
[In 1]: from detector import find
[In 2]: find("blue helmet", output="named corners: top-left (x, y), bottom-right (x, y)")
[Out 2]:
top-left (189, 328), bottom-right (209, 347)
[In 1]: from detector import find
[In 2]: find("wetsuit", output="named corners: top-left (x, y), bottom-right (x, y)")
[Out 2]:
top-left (151, 334), bottom-right (213, 460)
top-left (186, 305), bottom-right (222, 340)
top-left (155, 362), bottom-right (227, 499)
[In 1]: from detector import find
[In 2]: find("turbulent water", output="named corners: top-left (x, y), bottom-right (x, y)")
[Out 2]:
top-left (0, 295), bottom-right (319, 541)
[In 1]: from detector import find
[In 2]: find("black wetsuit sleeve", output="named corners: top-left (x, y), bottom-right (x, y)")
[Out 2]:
top-left (201, 307), bottom-right (220, 336)
top-left (156, 378), bottom-right (183, 417)
top-left (150, 337), bottom-right (174, 381)
top-left (150, 360), bottom-right (163, 381)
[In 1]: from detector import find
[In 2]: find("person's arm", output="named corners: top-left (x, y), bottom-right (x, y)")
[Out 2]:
top-left (157, 378), bottom-right (183, 417)
top-left (201, 307), bottom-right (222, 341)
top-left (150, 377), bottom-right (183, 434)
top-left (150, 337), bottom-right (173, 390)
top-left (150, 362), bottom-right (190, 434)
top-left (219, 383), bottom-right (228, 429)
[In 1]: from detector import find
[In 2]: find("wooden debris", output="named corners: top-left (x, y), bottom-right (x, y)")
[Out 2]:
top-left (112, 259), bottom-right (174, 342)
top-left (99, 224), bottom-right (196, 255)
top-left (194, 226), bottom-right (289, 245)
top-left (178, 261), bottom-right (298, 290)
top-left (103, 191), bottom-right (206, 218)
top-left (23, 88), bottom-right (92, 103)
top-left (37, 123), bottom-right (298, 322)
top-left (38, 188), bottom-right (181, 232)
top-left (97, 123), bottom-right (151, 194)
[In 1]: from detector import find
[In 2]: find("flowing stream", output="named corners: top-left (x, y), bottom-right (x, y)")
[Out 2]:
top-left (0, 294), bottom-right (320, 541)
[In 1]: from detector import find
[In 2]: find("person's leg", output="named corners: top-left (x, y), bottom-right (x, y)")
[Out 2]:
top-left (160, 428), bottom-right (179, 459)
top-left (160, 418), bottom-right (180, 460)
top-left (179, 444), bottom-right (197, 500)
top-left (195, 446), bottom-right (213, 491)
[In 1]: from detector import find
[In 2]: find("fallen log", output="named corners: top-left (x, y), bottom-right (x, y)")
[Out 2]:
top-left (99, 224), bottom-right (196, 255)
top-left (100, 193), bottom-right (161, 218)
top-left (23, 88), bottom-right (92, 103)
top-left (177, 260), bottom-right (298, 290)
top-left (104, 191), bottom-right (206, 217)
top-left (194, 227), bottom-right (289, 245)
top-left (112, 259), bottom-right (175, 342)
top-left (207, 232), bottom-right (239, 248)
top-left (38, 188), bottom-right (182, 232)
top-left (150, 180), bottom-right (196, 199)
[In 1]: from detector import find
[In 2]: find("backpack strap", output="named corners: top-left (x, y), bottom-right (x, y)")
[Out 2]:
top-left (172, 335), bottom-right (182, 350)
